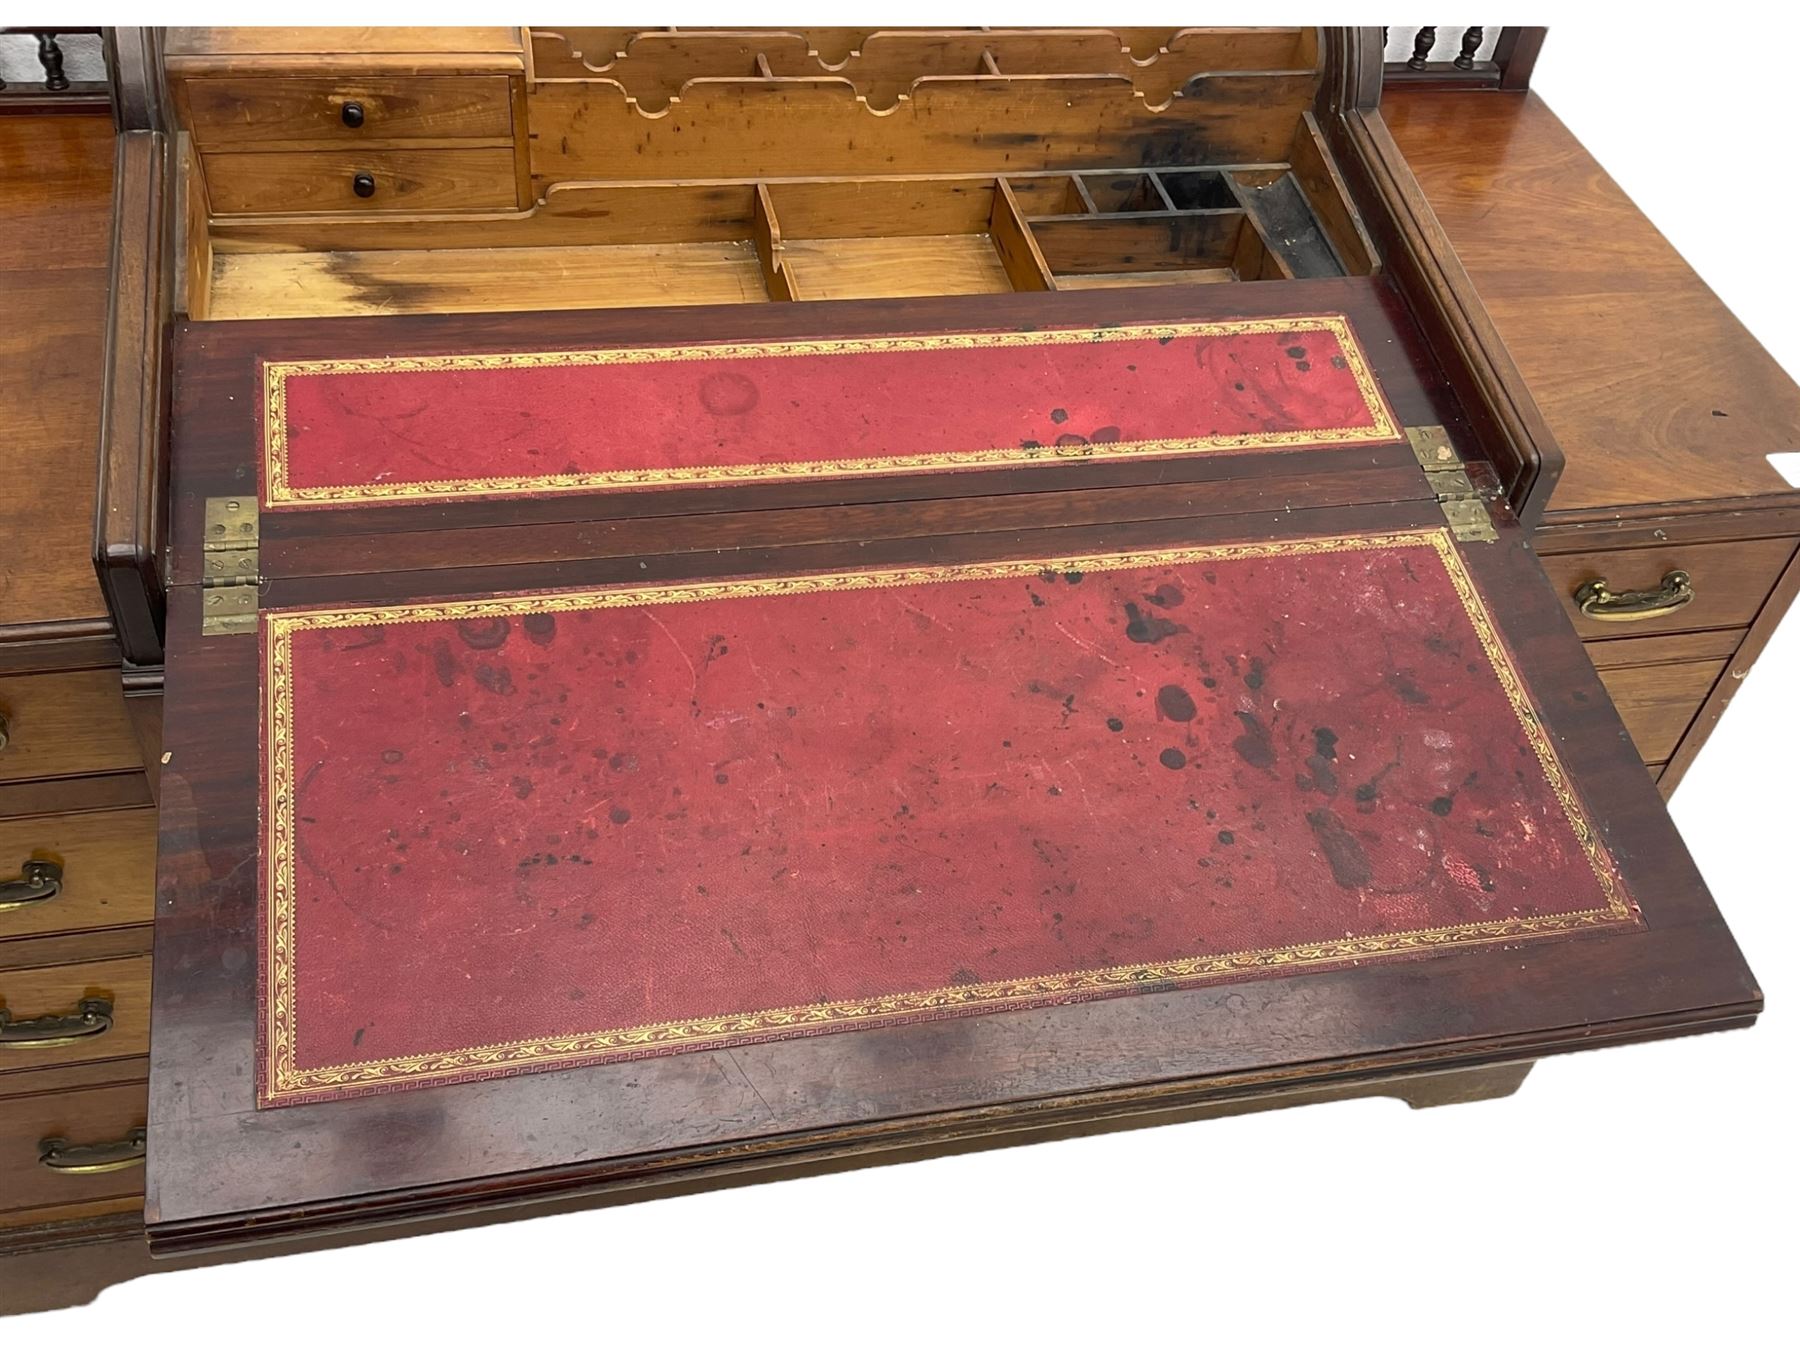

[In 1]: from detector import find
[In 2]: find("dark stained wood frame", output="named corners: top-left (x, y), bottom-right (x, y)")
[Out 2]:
top-left (94, 26), bottom-right (171, 669)
top-left (150, 282), bottom-right (1759, 1253)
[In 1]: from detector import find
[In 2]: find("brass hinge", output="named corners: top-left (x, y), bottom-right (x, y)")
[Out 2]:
top-left (1406, 425), bottom-right (1498, 543)
top-left (201, 496), bottom-right (259, 635)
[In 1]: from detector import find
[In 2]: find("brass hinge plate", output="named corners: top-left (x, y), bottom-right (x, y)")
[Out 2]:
top-left (201, 496), bottom-right (259, 635)
top-left (1406, 425), bottom-right (1498, 543)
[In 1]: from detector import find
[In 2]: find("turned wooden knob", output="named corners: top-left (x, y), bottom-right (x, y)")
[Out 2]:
top-left (340, 101), bottom-right (365, 128)
top-left (351, 171), bottom-right (376, 199)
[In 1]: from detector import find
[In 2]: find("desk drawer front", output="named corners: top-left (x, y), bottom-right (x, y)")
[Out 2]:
top-left (1596, 659), bottom-right (1728, 764)
top-left (0, 670), bottom-right (141, 785)
top-left (0, 957), bottom-right (152, 1081)
top-left (205, 146), bottom-right (519, 215)
top-left (1542, 536), bottom-right (1797, 640)
top-left (184, 75), bottom-right (514, 148)
top-left (0, 808), bottom-right (155, 945)
top-left (0, 1080), bottom-right (146, 1217)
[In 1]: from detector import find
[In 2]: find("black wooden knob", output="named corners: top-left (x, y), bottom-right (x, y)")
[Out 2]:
top-left (351, 171), bottom-right (376, 199)
top-left (340, 101), bottom-right (365, 128)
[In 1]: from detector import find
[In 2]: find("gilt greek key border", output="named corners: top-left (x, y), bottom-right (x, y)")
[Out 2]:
top-left (259, 528), bottom-right (1638, 1106)
top-left (260, 315), bottom-right (1400, 507)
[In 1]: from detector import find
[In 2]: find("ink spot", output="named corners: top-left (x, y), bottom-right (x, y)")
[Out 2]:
top-left (1106, 717), bottom-right (1125, 733)
top-left (1159, 747), bottom-right (1188, 770)
top-left (1144, 583), bottom-right (1184, 608)
top-left (1156, 684), bottom-right (1197, 722)
top-left (1331, 355), bottom-right (1348, 370)
top-left (1296, 361), bottom-right (1311, 373)
top-left (1124, 602), bottom-right (1184, 644)
top-left (1217, 830), bottom-right (1235, 845)
top-left (1231, 712), bottom-right (1276, 770)
top-left (609, 806), bottom-right (632, 825)
top-left (698, 371), bottom-right (760, 416)
top-left (380, 749), bottom-right (404, 765)
top-left (522, 613), bottom-right (557, 646)
top-left (1306, 809), bottom-right (1373, 888)
top-left (1244, 657), bottom-right (1267, 691)
top-left (1064, 571), bottom-right (1084, 584)
top-left (352, 1027), bottom-right (365, 1047)
top-left (1050, 407), bottom-right (1070, 424)
top-left (715, 772), bottom-right (729, 785)
top-left (1055, 433), bottom-right (1089, 448)
top-left (1303, 726), bottom-right (1341, 796)
top-left (511, 776), bottom-right (533, 800)
top-left (432, 641), bottom-right (458, 687)
top-left (1286, 346), bottom-right (1307, 359)
top-left (1201, 676), bottom-right (1218, 689)
top-left (472, 663), bottom-right (514, 695)
top-left (1091, 425), bottom-right (1121, 443)
top-left (1430, 795), bottom-right (1455, 816)
top-left (456, 617), bottom-right (510, 650)
top-left (1386, 672), bottom-right (1431, 706)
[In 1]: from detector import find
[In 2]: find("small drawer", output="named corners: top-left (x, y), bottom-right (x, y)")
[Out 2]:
top-left (1596, 659), bottom-right (1726, 764)
top-left (1541, 536), bottom-right (1797, 640)
top-left (0, 956), bottom-right (151, 1081)
top-left (183, 75), bottom-right (514, 148)
top-left (0, 1080), bottom-right (146, 1216)
top-left (0, 669), bottom-right (142, 785)
top-left (0, 807), bottom-right (155, 944)
top-left (204, 146), bottom-right (519, 215)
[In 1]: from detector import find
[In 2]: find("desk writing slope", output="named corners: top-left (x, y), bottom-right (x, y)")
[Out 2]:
top-left (151, 288), bottom-right (1758, 1254)
top-left (262, 531), bottom-right (1633, 1105)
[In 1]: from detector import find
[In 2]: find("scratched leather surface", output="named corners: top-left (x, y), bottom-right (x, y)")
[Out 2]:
top-left (268, 318), bottom-right (1390, 503)
top-left (264, 536), bottom-right (1633, 1103)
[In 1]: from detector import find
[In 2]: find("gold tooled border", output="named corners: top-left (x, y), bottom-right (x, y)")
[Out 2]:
top-left (260, 528), bottom-right (1637, 1104)
top-left (260, 316), bottom-right (1399, 507)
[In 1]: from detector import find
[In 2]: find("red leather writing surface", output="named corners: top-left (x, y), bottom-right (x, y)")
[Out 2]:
top-left (260, 531), bottom-right (1635, 1105)
top-left (261, 316), bottom-right (1397, 506)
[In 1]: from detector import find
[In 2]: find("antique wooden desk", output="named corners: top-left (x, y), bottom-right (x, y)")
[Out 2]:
top-left (0, 25), bottom-right (1783, 1313)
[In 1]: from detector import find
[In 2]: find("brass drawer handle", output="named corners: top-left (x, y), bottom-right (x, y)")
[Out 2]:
top-left (0, 858), bottom-right (64, 912)
top-left (1574, 570), bottom-right (1694, 623)
top-left (38, 1127), bottom-right (146, 1175)
top-left (0, 996), bottom-right (113, 1048)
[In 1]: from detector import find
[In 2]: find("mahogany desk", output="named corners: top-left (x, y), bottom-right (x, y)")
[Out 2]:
top-left (0, 24), bottom-right (1780, 1315)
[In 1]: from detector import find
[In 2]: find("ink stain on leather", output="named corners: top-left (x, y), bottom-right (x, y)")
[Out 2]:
top-left (1123, 602), bottom-right (1184, 644)
top-left (432, 641), bottom-right (458, 688)
top-left (522, 613), bottom-right (557, 646)
top-left (1244, 657), bottom-right (1267, 691)
top-left (1156, 684), bottom-right (1197, 721)
top-left (1106, 716), bottom-right (1125, 732)
top-left (698, 371), bottom-right (760, 416)
top-left (1145, 583), bottom-right (1184, 608)
top-left (1050, 407), bottom-right (1069, 424)
top-left (1231, 712), bottom-right (1277, 770)
top-left (1159, 747), bottom-right (1187, 770)
top-left (456, 617), bottom-right (510, 650)
top-left (1386, 672), bottom-right (1431, 706)
top-left (1305, 809), bottom-right (1373, 888)
top-left (472, 663), bottom-right (514, 696)
top-left (609, 806), bottom-right (632, 825)
top-left (1302, 727), bottom-right (1340, 796)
